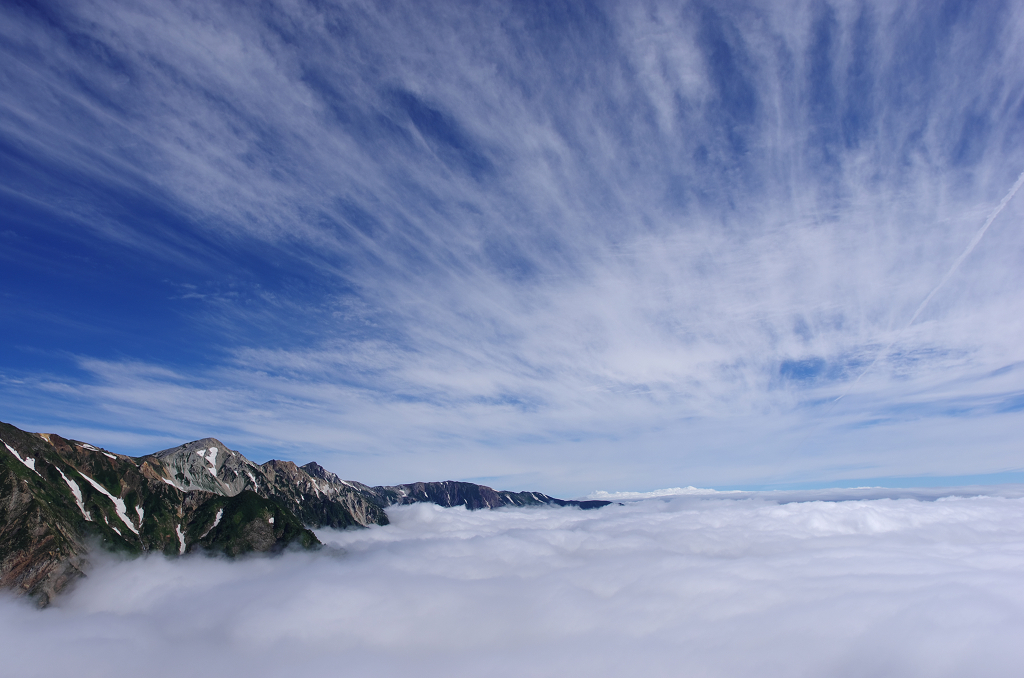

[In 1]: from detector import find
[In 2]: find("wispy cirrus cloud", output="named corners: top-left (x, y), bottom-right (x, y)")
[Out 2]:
top-left (1, 0), bottom-right (1023, 491)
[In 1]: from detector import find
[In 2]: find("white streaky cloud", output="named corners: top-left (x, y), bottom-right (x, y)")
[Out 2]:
top-left (905, 170), bottom-right (1024, 331)
top-left (831, 169), bottom-right (1024, 406)
top-left (1, 1), bottom-right (1024, 489)
top-left (16, 357), bottom-right (1024, 494)
top-left (1, 494), bottom-right (1023, 676)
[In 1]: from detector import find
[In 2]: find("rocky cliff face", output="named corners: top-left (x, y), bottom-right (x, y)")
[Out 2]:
top-left (0, 418), bottom-right (608, 605)
top-left (145, 441), bottom-right (390, 529)
top-left (259, 459), bottom-right (389, 528)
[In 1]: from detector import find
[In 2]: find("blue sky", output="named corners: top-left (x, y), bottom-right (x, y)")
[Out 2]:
top-left (1, 0), bottom-right (1023, 495)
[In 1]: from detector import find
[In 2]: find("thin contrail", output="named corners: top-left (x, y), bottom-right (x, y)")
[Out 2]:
top-left (831, 169), bottom-right (1024, 405)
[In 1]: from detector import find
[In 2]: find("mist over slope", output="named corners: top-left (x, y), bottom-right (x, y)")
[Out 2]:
top-left (3, 490), bottom-right (1023, 677)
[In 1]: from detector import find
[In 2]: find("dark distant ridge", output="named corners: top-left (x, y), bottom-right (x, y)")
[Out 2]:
top-left (379, 480), bottom-right (612, 511)
top-left (0, 419), bottom-right (609, 605)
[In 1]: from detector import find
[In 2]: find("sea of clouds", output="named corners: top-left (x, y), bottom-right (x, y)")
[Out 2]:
top-left (4, 489), bottom-right (1024, 677)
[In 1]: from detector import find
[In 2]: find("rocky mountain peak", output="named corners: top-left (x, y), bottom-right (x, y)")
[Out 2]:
top-left (149, 438), bottom-right (260, 496)
top-left (153, 438), bottom-right (231, 464)
top-left (300, 461), bottom-right (337, 483)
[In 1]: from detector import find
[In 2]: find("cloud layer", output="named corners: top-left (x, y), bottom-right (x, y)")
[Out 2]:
top-left (3, 492), bottom-right (1024, 677)
top-left (1, 0), bottom-right (1023, 491)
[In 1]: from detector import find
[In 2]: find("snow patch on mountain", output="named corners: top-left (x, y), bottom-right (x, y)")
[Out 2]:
top-left (77, 471), bottom-right (139, 534)
top-left (2, 439), bottom-right (41, 477)
top-left (200, 508), bottom-right (224, 539)
top-left (56, 467), bottom-right (91, 521)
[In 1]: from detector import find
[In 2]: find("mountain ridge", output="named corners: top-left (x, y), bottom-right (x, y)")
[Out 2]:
top-left (0, 419), bottom-right (609, 605)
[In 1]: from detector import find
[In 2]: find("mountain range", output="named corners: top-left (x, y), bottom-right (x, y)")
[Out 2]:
top-left (0, 419), bottom-right (609, 605)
